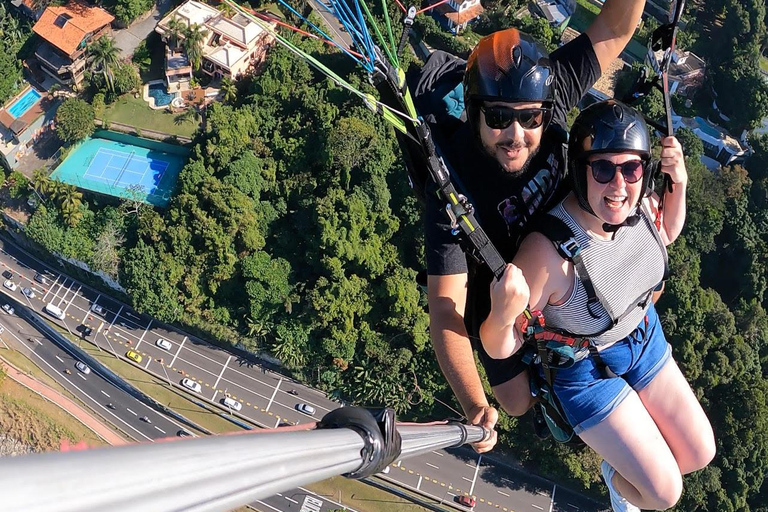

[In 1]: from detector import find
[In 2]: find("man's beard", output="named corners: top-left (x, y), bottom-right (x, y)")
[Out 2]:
top-left (480, 137), bottom-right (540, 179)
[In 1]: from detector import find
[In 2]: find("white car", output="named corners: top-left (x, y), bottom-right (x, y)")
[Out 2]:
top-left (0, 325), bottom-right (5, 334)
top-left (21, 287), bottom-right (35, 299)
top-left (181, 378), bottom-right (202, 393)
top-left (222, 396), bottom-right (243, 411)
top-left (91, 304), bottom-right (105, 315)
top-left (155, 338), bottom-right (172, 351)
top-left (3, 280), bottom-right (17, 291)
top-left (75, 361), bottom-right (91, 375)
top-left (2, 304), bottom-right (14, 315)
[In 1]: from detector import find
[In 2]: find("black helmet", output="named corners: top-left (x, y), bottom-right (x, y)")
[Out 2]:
top-left (464, 28), bottom-right (554, 129)
top-left (569, 100), bottom-right (653, 216)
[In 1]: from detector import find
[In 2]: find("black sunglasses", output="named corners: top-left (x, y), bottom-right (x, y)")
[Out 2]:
top-left (588, 159), bottom-right (645, 184)
top-left (480, 105), bottom-right (549, 130)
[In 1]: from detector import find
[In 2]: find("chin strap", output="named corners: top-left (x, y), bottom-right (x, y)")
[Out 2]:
top-left (602, 211), bottom-right (642, 233)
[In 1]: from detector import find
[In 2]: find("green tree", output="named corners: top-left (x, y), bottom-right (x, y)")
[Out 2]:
top-left (6, 171), bottom-right (30, 199)
top-left (88, 36), bottom-right (121, 93)
top-left (131, 40), bottom-right (152, 75)
top-left (220, 76), bottom-right (237, 104)
top-left (113, 0), bottom-right (153, 25)
top-left (56, 97), bottom-right (95, 142)
top-left (182, 23), bottom-right (209, 71)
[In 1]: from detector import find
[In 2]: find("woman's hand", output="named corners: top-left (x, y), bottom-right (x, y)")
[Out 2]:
top-left (660, 136), bottom-right (687, 186)
top-left (488, 263), bottom-right (530, 326)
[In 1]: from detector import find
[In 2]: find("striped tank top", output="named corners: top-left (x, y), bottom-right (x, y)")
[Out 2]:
top-left (541, 201), bottom-right (667, 348)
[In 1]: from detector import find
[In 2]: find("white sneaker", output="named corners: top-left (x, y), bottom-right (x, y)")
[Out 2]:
top-left (601, 460), bottom-right (641, 512)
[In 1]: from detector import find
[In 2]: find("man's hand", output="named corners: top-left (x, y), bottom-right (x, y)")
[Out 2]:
top-left (488, 263), bottom-right (530, 327)
top-left (468, 404), bottom-right (498, 453)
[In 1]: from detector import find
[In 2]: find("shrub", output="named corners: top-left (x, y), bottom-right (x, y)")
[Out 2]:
top-left (56, 98), bottom-right (95, 142)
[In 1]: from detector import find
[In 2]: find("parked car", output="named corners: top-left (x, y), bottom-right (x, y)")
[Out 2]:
top-left (34, 273), bottom-right (49, 286)
top-left (181, 378), bottom-right (202, 393)
top-left (91, 304), bottom-right (105, 315)
top-left (296, 403), bottom-right (316, 416)
top-left (2, 271), bottom-right (13, 280)
top-left (177, 429), bottom-right (193, 437)
top-left (155, 338), bottom-right (172, 351)
top-left (21, 287), bottom-right (35, 299)
top-left (222, 396), bottom-right (243, 412)
top-left (125, 350), bottom-right (143, 364)
top-left (455, 496), bottom-right (476, 508)
top-left (2, 304), bottom-right (14, 315)
top-left (75, 361), bottom-right (91, 375)
top-left (3, 280), bottom-right (17, 291)
top-left (0, 326), bottom-right (5, 334)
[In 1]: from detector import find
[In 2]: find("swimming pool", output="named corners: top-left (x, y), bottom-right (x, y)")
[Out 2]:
top-left (7, 88), bottom-right (42, 119)
top-left (148, 83), bottom-right (174, 107)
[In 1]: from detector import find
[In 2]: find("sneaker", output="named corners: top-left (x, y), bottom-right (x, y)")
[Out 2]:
top-left (601, 460), bottom-right (641, 512)
top-left (531, 405), bottom-right (551, 440)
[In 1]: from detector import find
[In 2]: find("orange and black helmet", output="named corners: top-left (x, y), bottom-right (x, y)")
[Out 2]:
top-left (464, 28), bottom-right (554, 125)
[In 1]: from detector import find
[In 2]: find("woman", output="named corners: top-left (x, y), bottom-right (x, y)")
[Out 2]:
top-left (480, 100), bottom-right (715, 511)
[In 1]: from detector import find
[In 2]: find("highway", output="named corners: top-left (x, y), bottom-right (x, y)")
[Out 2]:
top-left (0, 237), bottom-right (604, 512)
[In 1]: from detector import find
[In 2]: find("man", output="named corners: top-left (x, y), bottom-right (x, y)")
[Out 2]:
top-left (419, 1), bottom-right (649, 453)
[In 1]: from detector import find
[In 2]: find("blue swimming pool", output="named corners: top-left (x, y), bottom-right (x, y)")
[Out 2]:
top-left (148, 83), bottom-right (174, 107)
top-left (7, 88), bottom-right (42, 119)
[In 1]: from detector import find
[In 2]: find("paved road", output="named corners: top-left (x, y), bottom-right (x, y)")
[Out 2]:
top-left (0, 237), bottom-right (606, 512)
top-left (113, 0), bottom-right (173, 58)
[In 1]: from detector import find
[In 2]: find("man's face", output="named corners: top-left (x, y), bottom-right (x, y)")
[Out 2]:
top-left (478, 101), bottom-right (546, 174)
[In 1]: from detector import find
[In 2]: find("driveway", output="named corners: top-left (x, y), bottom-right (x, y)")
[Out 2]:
top-left (113, 0), bottom-right (174, 58)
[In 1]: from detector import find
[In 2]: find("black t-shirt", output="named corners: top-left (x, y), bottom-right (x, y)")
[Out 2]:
top-left (422, 33), bottom-right (601, 334)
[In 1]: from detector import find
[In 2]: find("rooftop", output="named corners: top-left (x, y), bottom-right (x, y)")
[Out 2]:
top-left (435, 2), bottom-right (485, 24)
top-left (157, 0), bottom-right (219, 31)
top-left (206, 14), bottom-right (263, 47)
top-left (32, 2), bottom-right (114, 56)
top-left (204, 42), bottom-right (249, 70)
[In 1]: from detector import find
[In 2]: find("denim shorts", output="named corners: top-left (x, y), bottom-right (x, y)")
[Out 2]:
top-left (545, 304), bottom-right (672, 434)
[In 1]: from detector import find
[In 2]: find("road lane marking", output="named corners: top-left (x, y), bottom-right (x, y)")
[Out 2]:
top-left (532, 505), bottom-right (543, 510)
top-left (265, 377), bottom-right (282, 412)
top-left (134, 318), bottom-right (153, 350)
top-left (55, 356), bottom-right (64, 363)
top-left (42, 274), bottom-right (60, 301)
top-left (468, 455), bottom-right (482, 495)
top-left (106, 305), bottom-right (124, 335)
top-left (100, 390), bottom-right (110, 398)
top-left (62, 284), bottom-right (80, 314)
top-left (126, 408), bottom-right (137, 416)
top-left (255, 501), bottom-right (283, 512)
top-left (465, 463), bottom-right (476, 469)
top-left (463, 477), bottom-right (472, 482)
top-left (213, 355), bottom-right (231, 390)
top-left (154, 426), bottom-right (166, 434)
top-left (426, 462), bottom-right (439, 470)
top-left (78, 373), bottom-right (86, 381)
top-left (497, 491), bottom-right (509, 497)
top-left (284, 496), bottom-right (298, 504)
top-left (431, 451), bottom-right (444, 456)
top-left (169, 336), bottom-right (186, 367)
top-left (567, 504), bottom-right (579, 510)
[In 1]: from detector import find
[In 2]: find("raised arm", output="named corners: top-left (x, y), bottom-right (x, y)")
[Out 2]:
top-left (586, 0), bottom-right (648, 72)
top-left (651, 136), bottom-right (688, 245)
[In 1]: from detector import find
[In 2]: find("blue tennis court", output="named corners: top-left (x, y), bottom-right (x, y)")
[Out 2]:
top-left (51, 131), bottom-right (188, 207)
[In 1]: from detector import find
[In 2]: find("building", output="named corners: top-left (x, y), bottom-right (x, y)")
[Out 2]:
top-left (32, 2), bottom-right (114, 88)
top-left (647, 49), bottom-right (706, 98)
top-left (430, 0), bottom-right (485, 34)
top-left (155, 0), bottom-right (275, 87)
top-left (529, 0), bottom-right (576, 30)
top-left (10, 0), bottom-right (46, 21)
top-left (674, 116), bottom-right (751, 167)
top-left (0, 87), bottom-right (60, 171)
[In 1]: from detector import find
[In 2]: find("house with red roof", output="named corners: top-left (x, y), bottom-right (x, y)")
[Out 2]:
top-left (32, 2), bottom-right (114, 88)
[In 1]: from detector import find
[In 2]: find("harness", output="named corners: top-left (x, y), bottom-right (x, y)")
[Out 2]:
top-left (517, 202), bottom-right (668, 443)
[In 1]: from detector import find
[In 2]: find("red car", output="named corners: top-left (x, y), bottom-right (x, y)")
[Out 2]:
top-left (455, 495), bottom-right (476, 508)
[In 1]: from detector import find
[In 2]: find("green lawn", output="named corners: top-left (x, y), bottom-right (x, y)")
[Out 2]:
top-left (101, 94), bottom-right (199, 139)
top-left (761, 56), bottom-right (768, 73)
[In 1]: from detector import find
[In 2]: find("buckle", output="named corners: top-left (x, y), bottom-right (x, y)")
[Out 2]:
top-left (558, 238), bottom-right (580, 259)
top-left (445, 194), bottom-right (473, 236)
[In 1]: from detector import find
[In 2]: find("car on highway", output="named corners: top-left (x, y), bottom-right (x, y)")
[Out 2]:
top-left (126, 350), bottom-right (143, 364)
top-left (455, 496), bottom-right (476, 508)
top-left (34, 273), bottom-right (50, 286)
top-left (287, 389), bottom-right (299, 396)
top-left (81, 325), bottom-right (93, 336)
top-left (222, 396), bottom-right (243, 412)
top-left (181, 378), bottom-right (202, 393)
top-left (155, 338), bottom-right (172, 351)
top-left (21, 287), bottom-right (35, 299)
top-left (44, 303), bottom-right (65, 320)
top-left (91, 304), bottom-right (105, 315)
top-left (0, 326), bottom-right (5, 334)
top-left (2, 304), bottom-right (14, 315)
top-left (296, 403), bottom-right (315, 416)
top-left (177, 429), bottom-right (193, 437)
top-left (75, 361), bottom-right (91, 375)
top-left (2, 271), bottom-right (12, 280)
top-left (3, 280), bottom-right (17, 291)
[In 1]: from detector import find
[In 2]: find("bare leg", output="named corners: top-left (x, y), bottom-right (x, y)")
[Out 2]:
top-left (492, 369), bottom-right (535, 417)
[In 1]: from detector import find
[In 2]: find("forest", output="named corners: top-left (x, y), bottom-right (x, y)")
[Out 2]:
top-left (14, 0), bottom-right (768, 509)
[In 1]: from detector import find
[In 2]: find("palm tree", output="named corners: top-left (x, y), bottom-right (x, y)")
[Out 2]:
top-left (220, 76), bottom-right (237, 104)
top-left (165, 17), bottom-right (185, 50)
top-left (31, 168), bottom-right (53, 199)
top-left (57, 184), bottom-right (83, 227)
top-left (87, 36), bottom-right (121, 92)
top-left (182, 23), bottom-right (209, 72)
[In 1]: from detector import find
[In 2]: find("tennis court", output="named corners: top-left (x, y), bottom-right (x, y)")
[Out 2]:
top-left (51, 131), bottom-right (189, 207)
